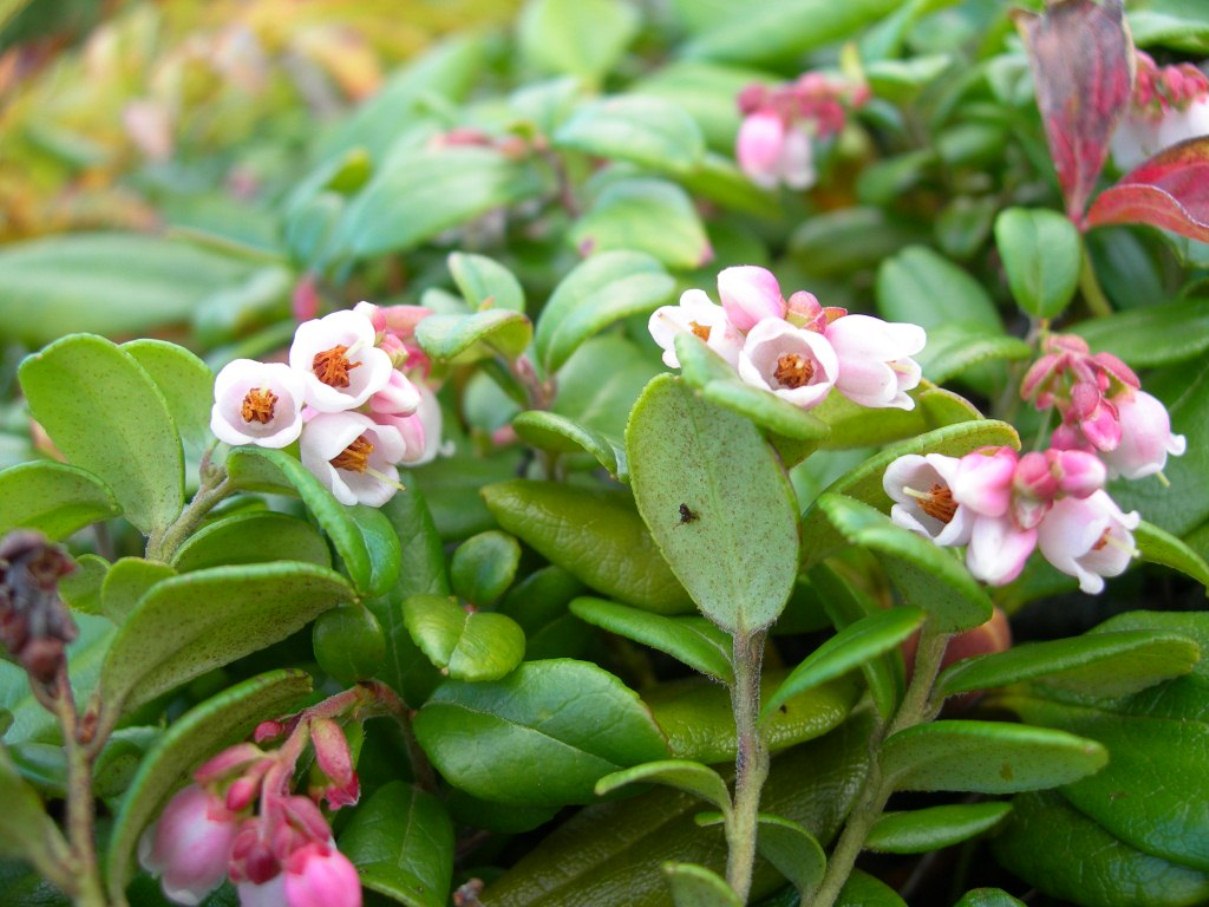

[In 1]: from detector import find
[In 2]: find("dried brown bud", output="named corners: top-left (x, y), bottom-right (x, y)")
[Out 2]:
top-left (0, 531), bottom-right (77, 684)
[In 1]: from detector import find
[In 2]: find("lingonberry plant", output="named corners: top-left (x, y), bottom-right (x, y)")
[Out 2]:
top-left (0, 0), bottom-right (1207, 905)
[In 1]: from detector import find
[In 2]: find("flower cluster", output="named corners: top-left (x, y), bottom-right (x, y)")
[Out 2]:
top-left (649, 266), bottom-right (926, 412)
top-left (735, 73), bottom-right (869, 190)
top-left (1111, 51), bottom-right (1209, 171)
top-left (140, 709), bottom-right (362, 906)
top-left (210, 303), bottom-right (446, 507)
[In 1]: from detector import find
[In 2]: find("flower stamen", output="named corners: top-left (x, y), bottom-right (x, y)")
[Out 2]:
top-left (240, 387), bottom-right (278, 424)
top-left (688, 321), bottom-right (712, 341)
top-left (904, 483), bottom-right (958, 524)
top-left (312, 345), bottom-right (361, 389)
top-left (774, 353), bottom-right (814, 388)
top-left (330, 435), bottom-right (374, 473)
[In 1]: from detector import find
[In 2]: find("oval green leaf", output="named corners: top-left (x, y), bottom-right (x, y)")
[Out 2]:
top-left (595, 759), bottom-right (731, 815)
top-left (171, 510), bottom-right (331, 572)
top-left (867, 802), bottom-right (1013, 854)
top-left (665, 863), bottom-right (742, 907)
top-left (404, 594), bottom-right (526, 682)
top-left (518, 0), bottom-right (639, 83)
top-left (449, 252), bottom-right (525, 314)
top-left (994, 207), bottom-right (1082, 319)
top-left (415, 309), bottom-right (533, 363)
top-left (101, 558), bottom-right (176, 625)
top-left (553, 96), bottom-right (705, 174)
top-left (450, 530), bottom-right (522, 607)
top-left (570, 178), bottom-right (712, 269)
top-left (121, 340), bottom-right (214, 454)
top-left (0, 461), bottom-right (120, 540)
top-left (755, 814), bottom-right (827, 898)
top-left (1072, 295), bottom-right (1209, 369)
top-left (512, 411), bottom-right (624, 479)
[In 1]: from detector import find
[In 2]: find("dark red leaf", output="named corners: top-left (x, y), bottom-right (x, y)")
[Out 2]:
top-left (1014, 0), bottom-right (1133, 223)
top-left (1086, 136), bottom-right (1209, 241)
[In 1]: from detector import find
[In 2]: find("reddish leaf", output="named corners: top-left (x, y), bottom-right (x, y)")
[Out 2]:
top-left (1086, 136), bottom-right (1209, 241)
top-left (1014, 0), bottom-right (1133, 223)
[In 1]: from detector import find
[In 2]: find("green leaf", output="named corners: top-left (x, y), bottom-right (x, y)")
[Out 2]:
top-left (226, 447), bottom-right (374, 593)
top-left (339, 781), bottom-right (454, 907)
top-left (882, 720), bottom-right (1108, 794)
top-left (19, 334), bottom-right (183, 535)
top-left (0, 233), bottom-right (257, 345)
top-left (816, 495), bottom-right (993, 633)
top-left (867, 802), bottom-right (1013, 854)
top-left (876, 245), bottom-right (1002, 333)
top-left (627, 376), bottom-right (799, 633)
top-left (100, 558), bottom-right (176, 625)
top-left (0, 461), bottom-right (120, 540)
top-left (450, 530), bottom-right (522, 606)
top-left (994, 208), bottom-right (1082, 319)
top-left (414, 659), bottom-right (668, 806)
top-left (554, 96), bottom-right (706, 174)
top-left (535, 250), bottom-right (675, 372)
top-left (570, 597), bottom-right (733, 683)
top-left (482, 480), bottom-right (694, 614)
top-left (347, 505), bottom-right (404, 598)
top-left (789, 208), bottom-right (916, 278)
top-left (99, 562), bottom-right (352, 720)
top-left (415, 309), bottom-right (533, 363)
top-left (761, 607), bottom-right (924, 719)
top-left (448, 252), bottom-right (526, 314)
top-left (339, 147), bottom-right (545, 258)
top-left (312, 605), bottom-right (387, 684)
top-left (680, 153), bottom-right (782, 219)
top-left (865, 54), bottom-right (954, 102)
top-left (914, 323), bottom-right (1033, 385)
top-left (836, 869), bottom-right (907, 906)
top-left (171, 511), bottom-right (331, 572)
top-left (1136, 519), bottom-right (1209, 589)
top-left (570, 178), bottom-right (712, 269)
top-left (595, 759), bottom-right (731, 815)
top-left (105, 670), bottom-right (313, 901)
top-left (518, 0), bottom-right (639, 83)
top-left (1072, 295), bottom-right (1209, 369)
top-left (60, 554), bottom-right (108, 615)
top-left (404, 593), bottom-right (526, 682)
top-left (754, 815), bottom-right (827, 898)
top-left (633, 61), bottom-right (770, 152)
top-left (809, 380), bottom-right (982, 452)
top-left (953, 889), bottom-right (1027, 907)
top-left (938, 630), bottom-right (1201, 699)
top-left (121, 340), bottom-right (214, 453)
top-left (0, 742), bottom-right (62, 867)
top-left (665, 863), bottom-right (741, 907)
top-left (512, 411), bottom-right (625, 479)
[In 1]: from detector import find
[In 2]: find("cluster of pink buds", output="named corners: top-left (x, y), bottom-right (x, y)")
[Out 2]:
top-left (1111, 50), bottom-right (1209, 170)
top-left (210, 302), bottom-right (447, 507)
top-left (140, 707), bottom-right (362, 906)
top-left (735, 73), bottom-right (869, 190)
top-left (649, 266), bottom-right (925, 412)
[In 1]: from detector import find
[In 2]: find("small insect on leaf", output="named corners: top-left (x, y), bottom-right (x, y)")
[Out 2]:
top-left (678, 503), bottom-right (699, 524)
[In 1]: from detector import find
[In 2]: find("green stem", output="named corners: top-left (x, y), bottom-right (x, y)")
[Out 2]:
top-left (52, 670), bottom-right (107, 906)
top-left (725, 629), bottom-right (769, 902)
top-left (146, 471), bottom-right (233, 563)
top-left (811, 622), bottom-right (951, 907)
top-left (1078, 239), bottom-right (1113, 318)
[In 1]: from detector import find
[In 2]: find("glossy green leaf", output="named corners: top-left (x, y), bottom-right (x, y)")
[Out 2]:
top-left (938, 630), bottom-right (1200, 699)
top-left (552, 334), bottom-right (662, 439)
top-left (347, 504), bottom-right (404, 598)
top-left (449, 252), bottom-right (525, 314)
top-left (936, 195), bottom-right (998, 261)
top-left (518, 0), bottom-right (639, 83)
top-left (312, 605), bottom-right (387, 684)
top-left (570, 178), bottom-right (712, 269)
top-left (404, 593), bottom-right (526, 682)
top-left (882, 720), bottom-right (1108, 794)
top-left (415, 447), bottom-right (522, 542)
top-left (121, 340), bottom-right (214, 453)
top-left (876, 245), bottom-right (1002, 333)
top-left (761, 607), bottom-right (924, 720)
top-left (512, 411), bottom-right (624, 479)
top-left (754, 815), bottom-right (827, 898)
top-left (836, 869), bottom-right (907, 906)
top-left (535, 251), bottom-right (675, 372)
top-left (915, 323), bottom-right (1033, 385)
top-left (627, 376), bottom-right (799, 633)
top-left (994, 208), bottom-right (1082, 319)
top-left (680, 153), bottom-right (782, 219)
top-left (1136, 519), bottom-right (1209, 589)
top-left (482, 480), bottom-right (694, 614)
top-left (665, 863), bottom-right (741, 907)
top-left (0, 743), bottom-right (62, 868)
top-left (171, 511), bottom-right (331, 572)
top-left (339, 781), bottom-right (454, 907)
top-left (415, 309), bottom-right (533, 363)
top-left (867, 802), bottom-right (1013, 854)
top-left (0, 461), bottom-right (120, 540)
top-left (554, 96), bottom-right (705, 174)
top-left (413, 659), bottom-right (668, 806)
top-left (99, 562), bottom-right (352, 720)
top-left (595, 759), bottom-right (731, 815)
top-left (339, 147), bottom-right (545, 258)
top-left (570, 597), bottom-right (733, 683)
top-left (226, 447), bottom-right (374, 593)
top-left (100, 558), bottom-right (176, 624)
top-left (809, 380), bottom-right (982, 452)
top-left (19, 334), bottom-right (184, 535)
top-left (450, 530), bottom-right (522, 606)
top-left (1072, 295), bottom-right (1209, 369)
top-left (953, 889), bottom-right (1027, 907)
top-left (59, 553), bottom-right (108, 615)
top-left (866, 54), bottom-right (954, 102)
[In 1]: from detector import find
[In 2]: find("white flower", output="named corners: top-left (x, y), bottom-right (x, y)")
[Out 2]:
top-left (210, 360), bottom-right (305, 449)
top-left (965, 515), bottom-right (1037, 587)
top-left (300, 412), bottom-right (406, 507)
top-left (289, 310), bottom-right (394, 412)
top-left (737, 318), bottom-right (837, 409)
top-left (825, 314), bottom-right (926, 411)
top-left (648, 289), bottom-right (743, 369)
top-left (1100, 389), bottom-right (1186, 480)
top-left (883, 453), bottom-right (973, 547)
top-left (1037, 490), bottom-right (1140, 594)
top-left (1111, 98), bottom-right (1209, 172)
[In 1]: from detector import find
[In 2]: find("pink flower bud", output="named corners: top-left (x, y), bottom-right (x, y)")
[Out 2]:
top-left (1049, 449), bottom-right (1107, 497)
top-left (139, 785), bottom-right (239, 905)
top-left (282, 842), bottom-right (362, 907)
top-left (309, 718), bottom-right (360, 809)
top-left (825, 314), bottom-right (926, 411)
top-left (1068, 381), bottom-right (1121, 451)
top-left (648, 288), bottom-right (743, 369)
top-left (965, 515), bottom-right (1037, 586)
top-left (1100, 389), bottom-right (1187, 480)
top-left (737, 318), bottom-right (837, 410)
top-left (371, 383), bottom-right (446, 466)
top-left (952, 447), bottom-right (1018, 518)
top-left (1037, 490), bottom-right (1140, 595)
top-left (883, 454), bottom-right (973, 547)
top-left (717, 266), bottom-right (787, 332)
top-left (292, 276), bottom-right (321, 323)
top-left (289, 310), bottom-right (394, 413)
top-left (368, 370), bottom-right (421, 417)
top-left (211, 361), bottom-right (306, 449)
top-left (300, 412), bottom-right (406, 507)
top-left (195, 743), bottom-right (266, 784)
top-left (736, 113), bottom-right (816, 190)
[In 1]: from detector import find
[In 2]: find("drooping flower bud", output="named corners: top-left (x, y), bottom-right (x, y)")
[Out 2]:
top-left (139, 785), bottom-right (239, 906)
top-left (717, 266), bottom-right (788, 333)
top-left (282, 842), bottom-right (362, 907)
top-left (1099, 389), bottom-right (1186, 480)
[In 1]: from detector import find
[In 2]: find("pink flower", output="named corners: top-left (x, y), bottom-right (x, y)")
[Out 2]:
top-left (300, 412), bottom-right (405, 507)
top-left (371, 383), bottom-right (447, 466)
top-left (1037, 490), bottom-right (1140, 594)
top-left (883, 454), bottom-right (973, 547)
top-left (289, 311), bottom-right (394, 412)
top-left (368, 370), bottom-right (421, 417)
top-left (139, 785), bottom-right (239, 905)
top-left (736, 111), bottom-right (816, 190)
top-left (737, 318), bottom-right (837, 409)
top-left (951, 447), bottom-right (1018, 519)
top-left (648, 289), bottom-right (743, 368)
top-left (280, 842), bottom-right (362, 907)
top-left (309, 719), bottom-right (359, 809)
top-left (825, 314), bottom-right (926, 410)
top-left (211, 360), bottom-right (306, 449)
top-left (717, 266), bottom-right (787, 332)
top-left (965, 515), bottom-right (1037, 587)
top-left (1111, 52), bottom-right (1209, 171)
top-left (1099, 389), bottom-right (1186, 480)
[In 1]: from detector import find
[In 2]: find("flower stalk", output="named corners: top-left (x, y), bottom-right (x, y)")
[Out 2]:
top-left (725, 629), bottom-right (769, 902)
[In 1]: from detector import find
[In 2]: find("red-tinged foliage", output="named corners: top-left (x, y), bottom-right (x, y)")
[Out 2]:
top-left (1086, 136), bottom-right (1209, 241)
top-left (1014, 0), bottom-right (1133, 223)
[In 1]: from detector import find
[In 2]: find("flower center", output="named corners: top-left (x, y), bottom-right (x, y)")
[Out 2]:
top-left (689, 321), bottom-right (711, 341)
top-left (1091, 527), bottom-right (1112, 552)
top-left (330, 435), bottom-right (374, 473)
top-left (240, 387), bottom-right (278, 424)
top-left (312, 345), bottom-right (361, 388)
top-left (774, 353), bottom-right (814, 388)
top-left (909, 483), bottom-right (958, 524)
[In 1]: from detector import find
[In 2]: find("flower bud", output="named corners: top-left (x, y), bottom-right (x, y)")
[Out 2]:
top-left (139, 785), bottom-right (239, 905)
top-left (1099, 389), bottom-right (1186, 480)
top-left (282, 842), bottom-right (362, 907)
top-left (717, 266), bottom-right (787, 332)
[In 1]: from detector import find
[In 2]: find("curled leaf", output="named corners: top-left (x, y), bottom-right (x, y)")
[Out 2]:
top-left (1087, 137), bottom-right (1209, 241)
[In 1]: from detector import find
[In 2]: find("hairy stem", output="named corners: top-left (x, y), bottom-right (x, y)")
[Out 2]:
top-left (146, 470), bottom-right (233, 563)
top-left (725, 629), bottom-right (769, 902)
top-left (52, 669), bottom-right (107, 906)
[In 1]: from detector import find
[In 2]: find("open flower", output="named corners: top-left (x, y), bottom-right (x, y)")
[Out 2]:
top-left (648, 289), bottom-right (743, 368)
top-left (289, 311), bottom-right (394, 412)
top-left (211, 360), bottom-right (306, 448)
top-left (825, 314), bottom-right (926, 410)
top-left (1099, 389), bottom-right (1186, 480)
top-left (737, 318), bottom-right (837, 409)
top-left (300, 412), bottom-right (405, 507)
top-left (965, 516), bottom-right (1037, 587)
top-left (884, 453), bottom-right (973, 547)
top-left (1037, 490), bottom-right (1140, 594)
top-left (139, 785), bottom-right (239, 906)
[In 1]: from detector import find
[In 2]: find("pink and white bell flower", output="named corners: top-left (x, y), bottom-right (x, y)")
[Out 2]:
top-left (965, 515), bottom-right (1037, 587)
top-left (825, 314), bottom-right (926, 410)
top-left (280, 842), bottom-right (362, 907)
top-left (1012, 448), bottom-right (1106, 529)
top-left (883, 453), bottom-right (973, 547)
top-left (371, 383), bottom-right (450, 466)
top-left (736, 111), bottom-right (816, 191)
top-left (289, 310), bottom-right (394, 413)
top-left (300, 412), bottom-right (405, 507)
top-left (951, 447), bottom-right (1018, 519)
top-left (139, 784), bottom-right (240, 906)
top-left (1099, 389), bottom-right (1186, 480)
top-left (368, 370), bottom-right (421, 417)
top-left (717, 265), bottom-right (787, 332)
top-left (211, 360), bottom-right (306, 449)
top-left (648, 288), bottom-right (744, 369)
top-left (1037, 490), bottom-right (1141, 595)
top-left (737, 318), bottom-right (838, 410)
